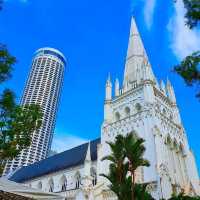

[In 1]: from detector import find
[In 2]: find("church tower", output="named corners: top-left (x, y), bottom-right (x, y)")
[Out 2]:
top-left (97, 17), bottom-right (200, 199)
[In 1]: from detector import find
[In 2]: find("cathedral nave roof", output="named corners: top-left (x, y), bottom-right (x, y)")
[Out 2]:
top-left (9, 138), bottom-right (100, 183)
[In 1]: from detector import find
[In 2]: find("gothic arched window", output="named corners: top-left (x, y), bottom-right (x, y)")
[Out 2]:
top-left (115, 112), bottom-right (120, 121)
top-left (48, 178), bottom-right (54, 192)
top-left (125, 107), bottom-right (131, 117)
top-left (135, 103), bottom-right (142, 112)
top-left (75, 172), bottom-right (81, 189)
top-left (163, 108), bottom-right (166, 115)
top-left (60, 175), bottom-right (67, 192)
top-left (91, 167), bottom-right (97, 186)
top-left (37, 181), bottom-right (42, 190)
top-left (173, 140), bottom-right (179, 152)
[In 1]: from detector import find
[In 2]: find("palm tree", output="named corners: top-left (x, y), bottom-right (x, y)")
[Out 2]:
top-left (101, 135), bottom-right (131, 200)
top-left (101, 163), bottom-right (132, 200)
top-left (101, 135), bottom-right (126, 182)
top-left (101, 133), bottom-right (152, 200)
top-left (134, 183), bottom-right (154, 200)
top-left (123, 132), bottom-right (150, 200)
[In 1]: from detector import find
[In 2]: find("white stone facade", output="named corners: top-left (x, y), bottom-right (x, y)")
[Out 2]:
top-left (16, 18), bottom-right (199, 200)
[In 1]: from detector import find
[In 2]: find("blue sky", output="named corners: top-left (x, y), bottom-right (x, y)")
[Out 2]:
top-left (1, 0), bottom-right (200, 172)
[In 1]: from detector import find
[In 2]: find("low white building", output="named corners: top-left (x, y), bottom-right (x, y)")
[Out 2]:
top-left (9, 17), bottom-right (200, 200)
top-left (0, 178), bottom-right (64, 200)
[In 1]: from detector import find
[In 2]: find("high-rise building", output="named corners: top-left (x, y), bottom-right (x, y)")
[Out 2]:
top-left (4, 47), bottom-right (66, 175)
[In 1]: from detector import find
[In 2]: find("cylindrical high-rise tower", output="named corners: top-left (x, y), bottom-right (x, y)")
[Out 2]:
top-left (4, 47), bottom-right (66, 175)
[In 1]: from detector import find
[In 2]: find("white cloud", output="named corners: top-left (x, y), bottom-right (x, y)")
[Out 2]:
top-left (143, 0), bottom-right (156, 29)
top-left (51, 133), bottom-right (88, 153)
top-left (168, 0), bottom-right (200, 60)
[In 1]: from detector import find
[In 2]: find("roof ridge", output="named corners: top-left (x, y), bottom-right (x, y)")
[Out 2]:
top-left (9, 138), bottom-right (101, 182)
top-left (23, 142), bottom-right (89, 169)
top-left (45, 137), bottom-right (100, 161)
top-left (23, 138), bottom-right (100, 169)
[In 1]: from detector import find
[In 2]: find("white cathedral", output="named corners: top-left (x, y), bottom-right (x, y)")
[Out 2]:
top-left (9, 17), bottom-right (200, 200)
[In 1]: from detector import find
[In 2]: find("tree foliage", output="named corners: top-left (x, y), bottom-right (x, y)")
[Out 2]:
top-left (101, 133), bottom-right (153, 200)
top-left (101, 162), bottom-right (132, 200)
top-left (123, 133), bottom-right (150, 200)
top-left (169, 192), bottom-right (200, 200)
top-left (0, 90), bottom-right (42, 161)
top-left (174, 0), bottom-right (200, 99)
top-left (0, 45), bottom-right (43, 174)
top-left (183, 0), bottom-right (200, 29)
top-left (134, 183), bottom-right (154, 200)
top-left (0, 45), bottom-right (16, 83)
top-left (174, 51), bottom-right (200, 98)
top-left (101, 135), bottom-right (131, 200)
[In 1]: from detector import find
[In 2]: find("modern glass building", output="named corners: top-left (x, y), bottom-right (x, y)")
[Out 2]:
top-left (4, 48), bottom-right (66, 175)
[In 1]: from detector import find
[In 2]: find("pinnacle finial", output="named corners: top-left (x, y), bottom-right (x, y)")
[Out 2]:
top-left (106, 73), bottom-right (112, 86)
top-left (105, 73), bottom-right (112, 100)
top-left (166, 80), bottom-right (176, 103)
top-left (166, 77), bottom-right (172, 87)
top-left (160, 80), bottom-right (166, 93)
top-left (115, 78), bottom-right (120, 97)
top-left (85, 141), bottom-right (91, 162)
top-left (106, 72), bottom-right (111, 82)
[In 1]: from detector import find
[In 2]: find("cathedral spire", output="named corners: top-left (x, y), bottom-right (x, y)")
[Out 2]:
top-left (123, 17), bottom-right (156, 87)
